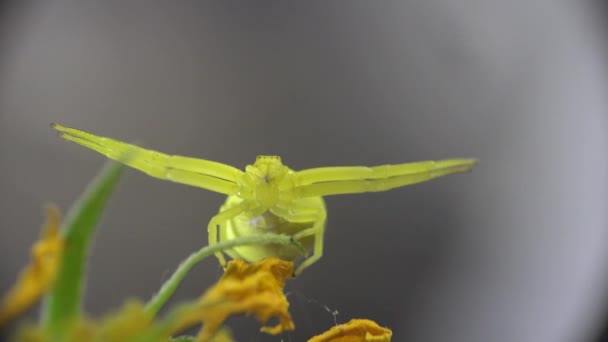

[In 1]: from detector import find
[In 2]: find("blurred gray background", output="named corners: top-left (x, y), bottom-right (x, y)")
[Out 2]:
top-left (1, 1), bottom-right (607, 341)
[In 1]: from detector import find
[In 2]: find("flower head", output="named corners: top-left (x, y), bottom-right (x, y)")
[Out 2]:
top-left (0, 205), bottom-right (65, 326)
top-left (175, 257), bottom-right (295, 341)
top-left (308, 319), bottom-right (392, 342)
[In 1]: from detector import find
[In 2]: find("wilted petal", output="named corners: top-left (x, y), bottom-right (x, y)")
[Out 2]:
top-left (174, 258), bottom-right (295, 342)
top-left (95, 300), bottom-right (156, 341)
top-left (11, 300), bottom-right (159, 342)
top-left (308, 319), bottom-right (392, 342)
top-left (0, 205), bottom-right (65, 326)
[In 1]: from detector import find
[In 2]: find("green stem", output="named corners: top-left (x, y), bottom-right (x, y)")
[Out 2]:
top-left (145, 234), bottom-right (306, 316)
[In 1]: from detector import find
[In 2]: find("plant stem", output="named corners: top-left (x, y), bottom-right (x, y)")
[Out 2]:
top-left (145, 234), bottom-right (305, 316)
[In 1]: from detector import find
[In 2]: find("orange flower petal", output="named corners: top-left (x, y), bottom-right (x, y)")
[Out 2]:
top-left (308, 319), bottom-right (392, 342)
top-left (174, 258), bottom-right (295, 342)
top-left (0, 205), bottom-right (65, 326)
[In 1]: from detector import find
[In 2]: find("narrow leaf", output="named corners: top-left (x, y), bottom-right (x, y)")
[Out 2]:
top-left (42, 160), bottom-right (124, 336)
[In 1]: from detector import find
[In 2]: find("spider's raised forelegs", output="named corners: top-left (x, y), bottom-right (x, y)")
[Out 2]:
top-left (52, 123), bottom-right (243, 195)
top-left (293, 159), bottom-right (477, 197)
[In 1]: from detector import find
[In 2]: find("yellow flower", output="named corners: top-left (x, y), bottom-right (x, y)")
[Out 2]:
top-left (94, 300), bottom-right (157, 341)
top-left (0, 205), bottom-right (65, 326)
top-left (307, 319), bottom-right (392, 342)
top-left (11, 300), bottom-right (153, 342)
top-left (12, 318), bottom-right (96, 342)
top-left (7, 258), bottom-right (292, 342)
top-left (13, 300), bottom-right (235, 342)
top-left (175, 258), bottom-right (295, 342)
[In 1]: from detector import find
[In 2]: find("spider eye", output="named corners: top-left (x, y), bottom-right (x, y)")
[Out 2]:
top-left (256, 155), bottom-right (282, 162)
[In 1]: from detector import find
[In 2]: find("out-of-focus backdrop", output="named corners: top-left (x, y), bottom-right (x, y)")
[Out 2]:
top-left (1, 1), bottom-right (607, 341)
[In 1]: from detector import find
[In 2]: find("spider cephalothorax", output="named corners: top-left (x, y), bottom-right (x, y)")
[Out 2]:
top-left (52, 123), bottom-right (477, 274)
top-left (237, 155), bottom-right (295, 210)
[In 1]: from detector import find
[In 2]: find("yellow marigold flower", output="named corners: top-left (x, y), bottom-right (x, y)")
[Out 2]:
top-left (176, 258), bottom-right (295, 342)
top-left (0, 205), bottom-right (65, 326)
top-left (12, 318), bottom-right (96, 342)
top-left (95, 300), bottom-right (157, 341)
top-left (11, 300), bottom-right (155, 342)
top-left (307, 319), bottom-right (392, 342)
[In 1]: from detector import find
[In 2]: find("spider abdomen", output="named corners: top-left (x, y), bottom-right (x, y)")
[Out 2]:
top-left (218, 195), bottom-right (325, 263)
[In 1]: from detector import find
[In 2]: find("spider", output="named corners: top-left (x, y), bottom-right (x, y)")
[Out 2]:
top-left (52, 123), bottom-right (477, 274)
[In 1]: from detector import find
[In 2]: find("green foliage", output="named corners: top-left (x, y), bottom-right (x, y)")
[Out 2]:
top-left (41, 160), bottom-right (125, 338)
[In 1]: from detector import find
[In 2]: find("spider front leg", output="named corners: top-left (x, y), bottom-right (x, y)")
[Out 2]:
top-left (276, 201), bottom-right (327, 275)
top-left (207, 201), bottom-right (251, 267)
top-left (293, 214), bottom-right (326, 275)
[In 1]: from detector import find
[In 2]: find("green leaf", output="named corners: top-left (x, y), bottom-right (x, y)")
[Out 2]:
top-left (41, 160), bottom-right (125, 337)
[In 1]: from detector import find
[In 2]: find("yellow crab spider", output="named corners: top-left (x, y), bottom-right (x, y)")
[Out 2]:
top-left (51, 123), bottom-right (477, 274)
